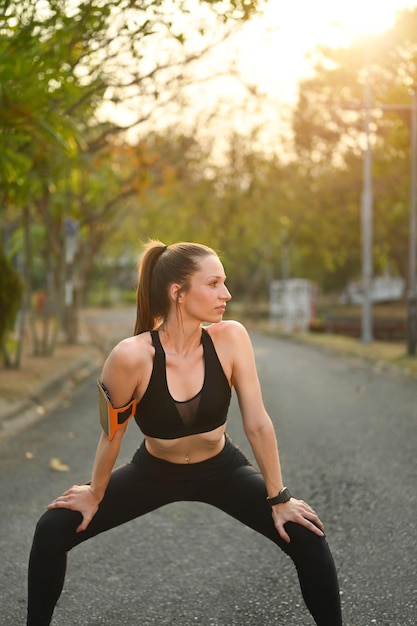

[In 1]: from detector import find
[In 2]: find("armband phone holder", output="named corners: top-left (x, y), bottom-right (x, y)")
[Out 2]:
top-left (97, 380), bottom-right (137, 440)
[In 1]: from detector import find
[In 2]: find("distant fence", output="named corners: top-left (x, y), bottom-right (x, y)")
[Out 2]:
top-left (324, 317), bottom-right (407, 341)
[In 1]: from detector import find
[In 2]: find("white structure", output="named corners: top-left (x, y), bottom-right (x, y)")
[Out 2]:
top-left (269, 279), bottom-right (316, 333)
top-left (340, 276), bottom-right (405, 305)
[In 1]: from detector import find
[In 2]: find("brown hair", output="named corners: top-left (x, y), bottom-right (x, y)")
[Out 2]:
top-left (134, 239), bottom-right (218, 335)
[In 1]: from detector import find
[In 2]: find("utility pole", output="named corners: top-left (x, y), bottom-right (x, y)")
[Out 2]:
top-left (361, 66), bottom-right (374, 344)
top-left (407, 90), bottom-right (417, 355)
top-left (373, 93), bottom-right (417, 355)
top-left (346, 89), bottom-right (417, 352)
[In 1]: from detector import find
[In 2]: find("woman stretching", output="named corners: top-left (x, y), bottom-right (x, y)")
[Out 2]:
top-left (27, 240), bottom-right (343, 625)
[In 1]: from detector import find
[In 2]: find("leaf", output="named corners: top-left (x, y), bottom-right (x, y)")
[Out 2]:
top-left (49, 457), bottom-right (70, 472)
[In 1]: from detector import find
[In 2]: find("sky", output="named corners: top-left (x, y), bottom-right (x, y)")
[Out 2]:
top-left (233, 0), bottom-right (417, 105)
top-left (171, 0), bottom-right (417, 154)
top-left (111, 0), bottom-right (417, 151)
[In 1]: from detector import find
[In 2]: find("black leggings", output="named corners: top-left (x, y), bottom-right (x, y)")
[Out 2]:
top-left (27, 436), bottom-right (342, 626)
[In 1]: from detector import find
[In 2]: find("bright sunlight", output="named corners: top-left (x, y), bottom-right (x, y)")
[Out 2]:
top-left (235, 0), bottom-right (417, 103)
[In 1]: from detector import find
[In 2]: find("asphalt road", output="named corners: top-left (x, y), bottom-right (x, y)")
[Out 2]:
top-left (1, 329), bottom-right (416, 625)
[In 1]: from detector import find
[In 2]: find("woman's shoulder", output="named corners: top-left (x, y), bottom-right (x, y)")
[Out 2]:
top-left (105, 331), bottom-right (153, 370)
top-left (205, 320), bottom-right (251, 346)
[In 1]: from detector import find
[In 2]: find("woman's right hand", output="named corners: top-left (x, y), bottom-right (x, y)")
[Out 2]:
top-left (47, 484), bottom-right (101, 533)
top-left (271, 497), bottom-right (325, 543)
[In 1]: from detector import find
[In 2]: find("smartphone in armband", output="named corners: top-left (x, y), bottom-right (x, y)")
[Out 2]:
top-left (97, 380), bottom-right (137, 440)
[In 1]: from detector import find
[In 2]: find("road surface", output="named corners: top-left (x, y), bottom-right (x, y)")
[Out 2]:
top-left (1, 329), bottom-right (416, 625)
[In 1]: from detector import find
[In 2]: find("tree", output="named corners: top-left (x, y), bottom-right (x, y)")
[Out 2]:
top-left (291, 7), bottom-right (417, 289)
top-left (0, 246), bottom-right (24, 367)
top-left (0, 0), bottom-right (266, 363)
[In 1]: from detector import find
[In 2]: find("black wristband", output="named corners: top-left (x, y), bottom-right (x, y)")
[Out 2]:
top-left (266, 487), bottom-right (292, 506)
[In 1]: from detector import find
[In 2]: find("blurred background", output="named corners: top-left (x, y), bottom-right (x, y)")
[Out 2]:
top-left (2, 0), bottom-right (417, 373)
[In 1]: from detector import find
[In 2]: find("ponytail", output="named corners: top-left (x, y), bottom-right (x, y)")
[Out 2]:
top-left (134, 239), bottom-right (217, 335)
top-left (134, 240), bottom-right (167, 334)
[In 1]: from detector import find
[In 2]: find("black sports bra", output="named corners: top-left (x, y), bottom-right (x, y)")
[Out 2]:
top-left (134, 328), bottom-right (231, 439)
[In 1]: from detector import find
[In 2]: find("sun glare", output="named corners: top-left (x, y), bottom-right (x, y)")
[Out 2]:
top-left (260, 0), bottom-right (416, 44)
top-left (233, 0), bottom-right (417, 103)
top-left (319, 0), bottom-right (415, 44)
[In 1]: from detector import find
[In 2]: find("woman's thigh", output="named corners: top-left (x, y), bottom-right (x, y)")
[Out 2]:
top-left (201, 464), bottom-right (327, 558)
top-left (201, 464), bottom-right (281, 542)
top-left (37, 460), bottom-right (177, 552)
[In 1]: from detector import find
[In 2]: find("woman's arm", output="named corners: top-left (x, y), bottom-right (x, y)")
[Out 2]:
top-left (228, 321), bottom-right (325, 543)
top-left (47, 428), bottom-right (126, 533)
top-left (47, 338), bottom-right (142, 533)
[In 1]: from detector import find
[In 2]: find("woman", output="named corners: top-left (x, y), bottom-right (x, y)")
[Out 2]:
top-left (27, 240), bottom-right (342, 625)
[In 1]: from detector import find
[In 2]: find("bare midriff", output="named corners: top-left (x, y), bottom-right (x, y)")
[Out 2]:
top-left (144, 424), bottom-right (227, 464)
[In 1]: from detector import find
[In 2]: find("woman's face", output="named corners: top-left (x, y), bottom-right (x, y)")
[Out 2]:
top-left (179, 255), bottom-right (232, 323)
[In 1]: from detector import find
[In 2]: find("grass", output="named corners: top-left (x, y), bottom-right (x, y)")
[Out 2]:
top-left (294, 331), bottom-right (417, 374)
top-left (252, 321), bottom-right (417, 379)
top-left (240, 298), bottom-right (417, 379)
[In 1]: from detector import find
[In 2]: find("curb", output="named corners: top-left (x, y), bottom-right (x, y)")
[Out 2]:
top-left (0, 307), bottom-right (135, 443)
top-left (0, 354), bottom-right (101, 442)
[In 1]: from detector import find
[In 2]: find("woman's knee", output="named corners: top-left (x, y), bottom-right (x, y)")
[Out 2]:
top-left (284, 522), bottom-right (331, 562)
top-left (33, 508), bottom-right (82, 552)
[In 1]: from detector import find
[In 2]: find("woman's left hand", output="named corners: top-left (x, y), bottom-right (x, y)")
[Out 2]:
top-left (47, 484), bottom-right (101, 533)
top-left (271, 497), bottom-right (325, 543)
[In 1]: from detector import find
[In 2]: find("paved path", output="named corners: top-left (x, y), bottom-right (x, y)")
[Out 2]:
top-left (1, 321), bottom-right (416, 625)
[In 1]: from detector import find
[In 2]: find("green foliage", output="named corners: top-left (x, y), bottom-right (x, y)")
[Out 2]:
top-left (201, 0), bottom-right (263, 21)
top-left (0, 0), bottom-right (266, 348)
top-left (291, 6), bottom-right (417, 289)
top-left (3, 0), bottom-right (416, 338)
top-left (103, 5), bottom-right (417, 299)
